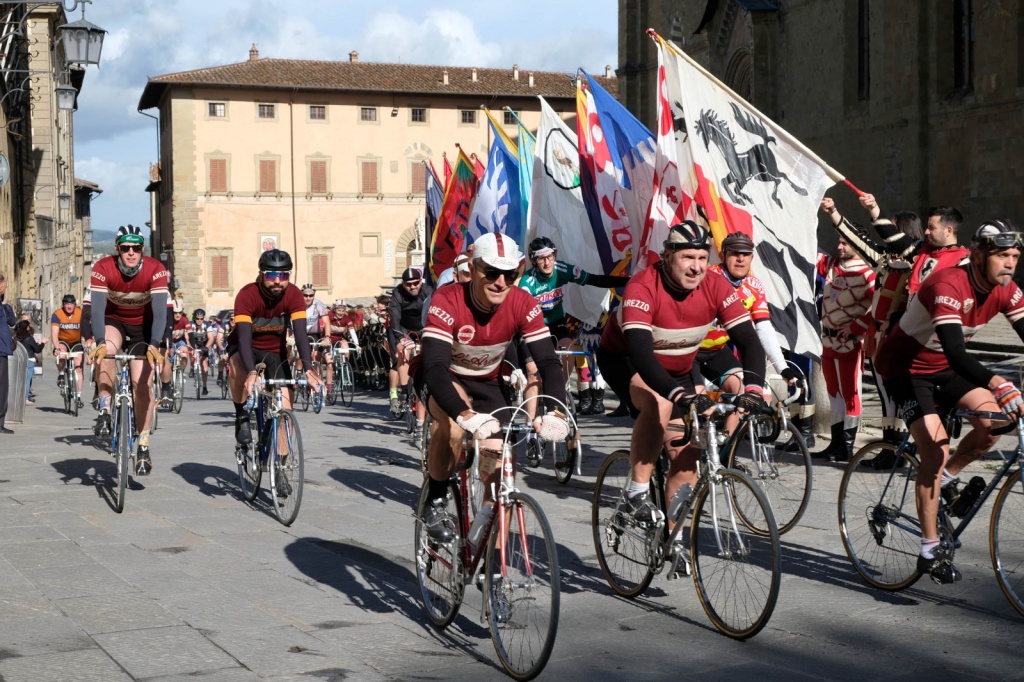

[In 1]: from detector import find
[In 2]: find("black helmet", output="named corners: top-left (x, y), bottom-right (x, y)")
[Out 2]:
top-left (258, 249), bottom-right (292, 271)
top-left (664, 220), bottom-right (711, 251)
top-left (61, 294), bottom-right (76, 305)
top-left (529, 236), bottom-right (557, 260)
top-left (194, 308), bottom-right (206, 318)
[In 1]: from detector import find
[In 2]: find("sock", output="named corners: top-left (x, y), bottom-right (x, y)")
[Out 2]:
top-left (427, 476), bottom-right (449, 503)
top-left (162, 381), bottom-right (171, 390)
top-left (527, 431), bottom-right (538, 441)
top-left (627, 480), bottom-right (649, 498)
top-left (234, 402), bottom-right (247, 419)
top-left (940, 470), bottom-right (957, 488)
top-left (415, 419), bottom-right (424, 429)
top-left (389, 387), bottom-right (398, 399)
top-left (138, 430), bottom-right (150, 448)
top-left (920, 538), bottom-right (940, 559)
top-left (99, 396), bottom-right (110, 412)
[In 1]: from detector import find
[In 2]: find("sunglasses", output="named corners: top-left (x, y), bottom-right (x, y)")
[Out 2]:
top-left (262, 270), bottom-right (291, 282)
top-left (477, 264), bottom-right (520, 282)
top-left (118, 244), bottom-right (143, 253)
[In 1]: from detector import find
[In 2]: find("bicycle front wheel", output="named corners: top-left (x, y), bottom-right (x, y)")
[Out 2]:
top-left (419, 411), bottom-right (433, 478)
top-left (414, 480), bottom-right (465, 628)
top-left (173, 368), bottom-right (184, 413)
top-left (991, 468), bottom-right (1024, 617)
top-left (236, 417), bottom-right (261, 502)
top-left (485, 492), bottom-right (560, 681)
top-left (690, 468), bottom-right (780, 639)
top-left (726, 418), bottom-right (812, 535)
top-left (113, 400), bottom-right (132, 513)
top-left (838, 441), bottom-right (922, 590)
top-left (269, 410), bottom-right (304, 525)
top-left (69, 369), bottom-right (79, 417)
top-left (62, 370), bottom-right (72, 414)
top-left (551, 437), bottom-right (578, 485)
top-left (591, 450), bottom-right (656, 597)
top-left (340, 361), bottom-right (354, 407)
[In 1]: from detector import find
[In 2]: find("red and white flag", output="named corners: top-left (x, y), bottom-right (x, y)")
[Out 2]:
top-left (649, 31), bottom-right (843, 359)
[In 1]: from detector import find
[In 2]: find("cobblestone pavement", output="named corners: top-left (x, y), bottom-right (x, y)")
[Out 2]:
top-left (1, 362), bottom-right (1023, 681)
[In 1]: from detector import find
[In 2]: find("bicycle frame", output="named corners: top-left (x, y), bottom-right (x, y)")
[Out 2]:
top-left (109, 354), bottom-right (139, 456)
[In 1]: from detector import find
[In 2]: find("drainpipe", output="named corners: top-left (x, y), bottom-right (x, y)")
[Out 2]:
top-left (289, 90), bottom-right (298, 279)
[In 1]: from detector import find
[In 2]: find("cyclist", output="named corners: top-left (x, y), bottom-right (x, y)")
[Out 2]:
top-left (213, 314), bottom-right (232, 387)
top-left (326, 299), bottom-right (357, 389)
top-left (420, 232), bottom-right (569, 540)
top-left (187, 308), bottom-right (215, 395)
top-left (50, 293), bottom-right (85, 408)
top-left (519, 235), bottom-right (630, 422)
top-left (88, 224), bottom-right (169, 476)
top-left (597, 221), bottom-right (767, 531)
top-left (874, 220), bottom-right (1024, 583)
top-left (300, 284), bottom-right (331, 392)
top-left (695, 231), bottom-right (798, 435)
top-left (387, 267), bottom-right (432, 417)
top-left (227, 249), bottom-right (322, 460)
top-left (155, 299), bottom-right (176, 404)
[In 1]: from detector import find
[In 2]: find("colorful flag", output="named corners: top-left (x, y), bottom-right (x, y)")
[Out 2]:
top-left (651, 31), bottom-right (842, 359)
top-left (576, 72), bottom-right (656, 275)
top-left (527, 97), bottom-right (608, 326)
top-left (423, 160), bottom-right (444, 284)
top-left (511, 108), bottom-right (536, 249)
top-left (442, 152), bottom-right (452, 190)
top-left (471, 153), bottom-right (486, 181)
top-left (466, 108), bottom-right (524, 249)
top-left (429, 148), bottom-right (479, 280)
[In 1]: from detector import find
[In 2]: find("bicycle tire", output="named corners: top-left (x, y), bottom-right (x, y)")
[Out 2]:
top-left (194, 368), bottom-right (201, 401)
top-left (326, 363), bottom-right (338, 406)
top-left (837, 441), bottom-right (923, 590)
top-left (113, 398), bottom-right (131, 514)
top-left (990, 468), bottom-right (1024, 617)
top-left (341, 361), bottom-right (355, 407)
top-left (485, 491), bottom-right (560, 681)
top-left (591, 450), bottom-right (656, 597)
top-left (414, 480), bottom-right (465, 629)
top-left (420, 411), bottom-right (433, 478)
top-left (71, 369), bottom-right (79, 417)
top-left (297, 371), bottom-right (310, 412)
top-left (551, 438), bottom-right (576, 484)
top-left (405, 396), bottom-right (416, 434)
top-left (62, 368), bottom-right (72, 414)
top-left (236, 417), bottom-right (261, 502)
top-left (726, 418), bottom-right (812, 535)
top-left (269, 410), bottom-right (304, 526)
top-left (173, 367), bottom-right (184, 414)
top-left (690, 468), bottom-right (780, 639)
top-left (220, 370), bottom-right (229, 400)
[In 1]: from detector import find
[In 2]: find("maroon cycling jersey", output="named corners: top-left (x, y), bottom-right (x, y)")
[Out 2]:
top-left (876, 264), bottom-right (1024, 378)
top-left (229, 283), bottom-right (307, 354)
top-left (602, 263), bottom-right (750, 375)
top-left (909, 243), bottom-right (969, 295)
top-left (422, 282), bottom-right (548, 380)
top-left (89, 255), bottom-right (170, 326)
top-left (328, 311), bottom-right (352, 343)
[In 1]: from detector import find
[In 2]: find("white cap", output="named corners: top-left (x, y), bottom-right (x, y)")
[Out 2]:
top-left (333, 298), bottom-right (345, 308)
top-left (473, 232), bottom-right (520, 271)
top-left (172, 300), bottom-right (183, 313)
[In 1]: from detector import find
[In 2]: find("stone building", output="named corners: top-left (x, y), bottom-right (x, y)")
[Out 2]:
top-left (618, 0), bottom-right (1024, 233)
top-left (138, 47), bottom-right (615, 312)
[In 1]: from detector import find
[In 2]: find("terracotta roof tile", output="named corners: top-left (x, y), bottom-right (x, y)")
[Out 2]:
top-left (139, 58), bottom-right (617, 110)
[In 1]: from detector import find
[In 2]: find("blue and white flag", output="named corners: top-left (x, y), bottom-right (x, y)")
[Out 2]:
top-left (467, 108), bottom-right (523, 248)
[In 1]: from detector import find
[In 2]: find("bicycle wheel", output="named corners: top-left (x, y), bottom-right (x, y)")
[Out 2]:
top-left (405, 396), bottom-right (416, 434)
top-left (485, 492), bottom-right (559, 681)
top-left (269, 410), bottom-right (304, 526)
top-left (326, 363), bottom-right (338, 406)
top-left (69, 369), bottom-right (79, 417)
top-left (113, 399), bottom-right (132, 514)
top-left (194, 369), bottom-right (201, 400)
top-left (173, 368), bottom-right (184, 413)
top-left (726, 418), bottom-right (812, 535)
top-left (838, 441), bottom-right (922, 590)
top-left (62, 369), bottom-right (72, 414)
top-left (990, 468), bottom-right (1024, 617)
top-left (591, 450), bottom-right (656, 597)
top-left (236, 418), bottom-right (261, 502)
top-left (551, 437), bottom-right (577, 485)
top-left (297, 371), bottom-right (310, 412)
top-left (220, 367), bottom-right (229, 400)
top-left (420, 411), bottom-right (433, 477)
top-left (414, 480), bottom-right (465, 629)
top-left (690, 468), bottom-right (780, 639)
top-left (341, 361), bottom-right (355, 407)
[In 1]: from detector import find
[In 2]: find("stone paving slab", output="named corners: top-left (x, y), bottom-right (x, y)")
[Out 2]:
top-left (0, 647), bottom-right (133, 682)
top-left (92, 625), bottom-right (242, 679)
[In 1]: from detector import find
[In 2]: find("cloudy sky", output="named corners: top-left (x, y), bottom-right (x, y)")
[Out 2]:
top-left (73, 0), bottom-right (619, 234)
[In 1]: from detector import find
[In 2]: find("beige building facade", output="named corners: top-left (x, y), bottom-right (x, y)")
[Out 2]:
top-left (140, 49), bottom-right (615, 313)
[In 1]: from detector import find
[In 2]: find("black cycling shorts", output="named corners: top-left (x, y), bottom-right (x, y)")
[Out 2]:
top-left (885, 369), bottom-right (977, 425)
top-left (226, 344), bottom-right (291, 381)
top-left (105, 318), bottom-right (153, 356)
top-left (431, 375), bottom-right (510, 424)
top-left (695, 347), bottom-right (742, 387)
top-left (597, 348), bottom-right (696, 420)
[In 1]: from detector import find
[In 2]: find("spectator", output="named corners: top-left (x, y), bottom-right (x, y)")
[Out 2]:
top-left (14, 320), bottom-right (45, 404)
top-left (0, 272), bottom-right (14, 433)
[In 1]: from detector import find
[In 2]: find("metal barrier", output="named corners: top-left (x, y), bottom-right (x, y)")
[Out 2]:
top-left (6, 343), bottom-right (27, 424)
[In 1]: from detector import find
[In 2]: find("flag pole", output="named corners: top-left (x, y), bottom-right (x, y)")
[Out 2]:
top-left (647, 28), bottom-right (849, 186)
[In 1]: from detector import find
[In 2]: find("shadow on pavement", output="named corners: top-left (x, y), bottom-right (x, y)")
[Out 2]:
top-left (54, 432), bottom-right (111, 454)
top-left (170, 461), bottom-right (240, 499)
top-left (327, 466), bottom-right (419, 507)
top-left (337, 444), bottom-right (418, 469)
top-left (49, 455), bottom-right (139, 512)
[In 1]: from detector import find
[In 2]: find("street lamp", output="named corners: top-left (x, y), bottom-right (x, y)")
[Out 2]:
top-left (55, 84), bottom-right (75, 110)
top-left (58, 192), bottom-right (70, 210)
top-left (56, 15), bottom-right (106, 65)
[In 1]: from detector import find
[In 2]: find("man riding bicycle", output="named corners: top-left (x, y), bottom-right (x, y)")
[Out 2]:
top-left (597, 221), bottom-right (767, 534)
top-left (228, 249), bottom-right (323, 459)
top-left (420, 232), bottom-right (570, 541)
top-left (187, 308), bottom-right (216, 395)
top-left (874, 220), bottom-right (1024, 584)
top-left (300, 284), bottom-right (331, 393)
top-left (89, 224), bottom-right (170, 476)
top-left (50, 293), bottom-right (85, 409)
top-left (387, 267), bottom-right (432, 417)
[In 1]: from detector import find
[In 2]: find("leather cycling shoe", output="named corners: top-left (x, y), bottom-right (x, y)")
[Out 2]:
top-left (917, 551), bottom-right (962, 585)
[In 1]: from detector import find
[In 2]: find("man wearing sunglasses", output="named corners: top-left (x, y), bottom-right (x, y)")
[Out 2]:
top-left (300, 285), bottom-right (332, 393)
top-left (419, 232), bottom-right (570, 540)
top-left (386, 267), bottom-right (432, 417)
top-left (874, 220), bottom-right (1024, 585)
top-left (226, 249), bottom-right (322, 460)
top-left (88, 224), bottom-right (170, 476)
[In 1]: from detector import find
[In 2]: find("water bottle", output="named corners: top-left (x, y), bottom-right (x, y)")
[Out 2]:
top-left (468, 503), bottom-right (495, 547)
top-left (667, 483), bottom-right (693, 520)
top-left (950, 476), bottom-right (986, 517)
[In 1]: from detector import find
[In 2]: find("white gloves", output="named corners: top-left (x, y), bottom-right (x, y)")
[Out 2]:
top-left (456, 411), bottom-right (502, 439)
top-left (535, 412), bottom-right (571, 442)
top-left (505, 369), bottom-right (527, 392)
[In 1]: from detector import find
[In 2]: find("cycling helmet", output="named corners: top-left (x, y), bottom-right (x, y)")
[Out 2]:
top-left (401, 268), bottom-right (422, 282)
top-left (258, 248), bottom-right (292, 271)
top-left (115, 224), bottom-right (144, 245)
top-left (973, 219), bottom-right (1023, 252)
top-left (193, 308), bottom-right (206, 318)
top-left (721, 231), bottom-right (755, 254)
top-left (61, 294), bottom-right (76, 305)
top-left (528, 236), bottom-right (557, 260)
top-left (301, 283), bottom-right (316, 294)
top-left (664, 220), bottom-right (711, 251)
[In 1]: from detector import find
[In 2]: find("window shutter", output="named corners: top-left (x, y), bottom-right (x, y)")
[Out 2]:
top-left (361, 161), bottom-right (378, 194)
top-left (211, 255), bottom-right (229, 289)
top-left (311, 253), bottom-right (329, 288)
top-left (310, 160), bottom-right (327, 194)
top-left (259, 159), bottom-right (276, 193)
top-left (411, 163), bottom-right (426, 194)
top-left (209, 158), bottom-right (227, 193)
